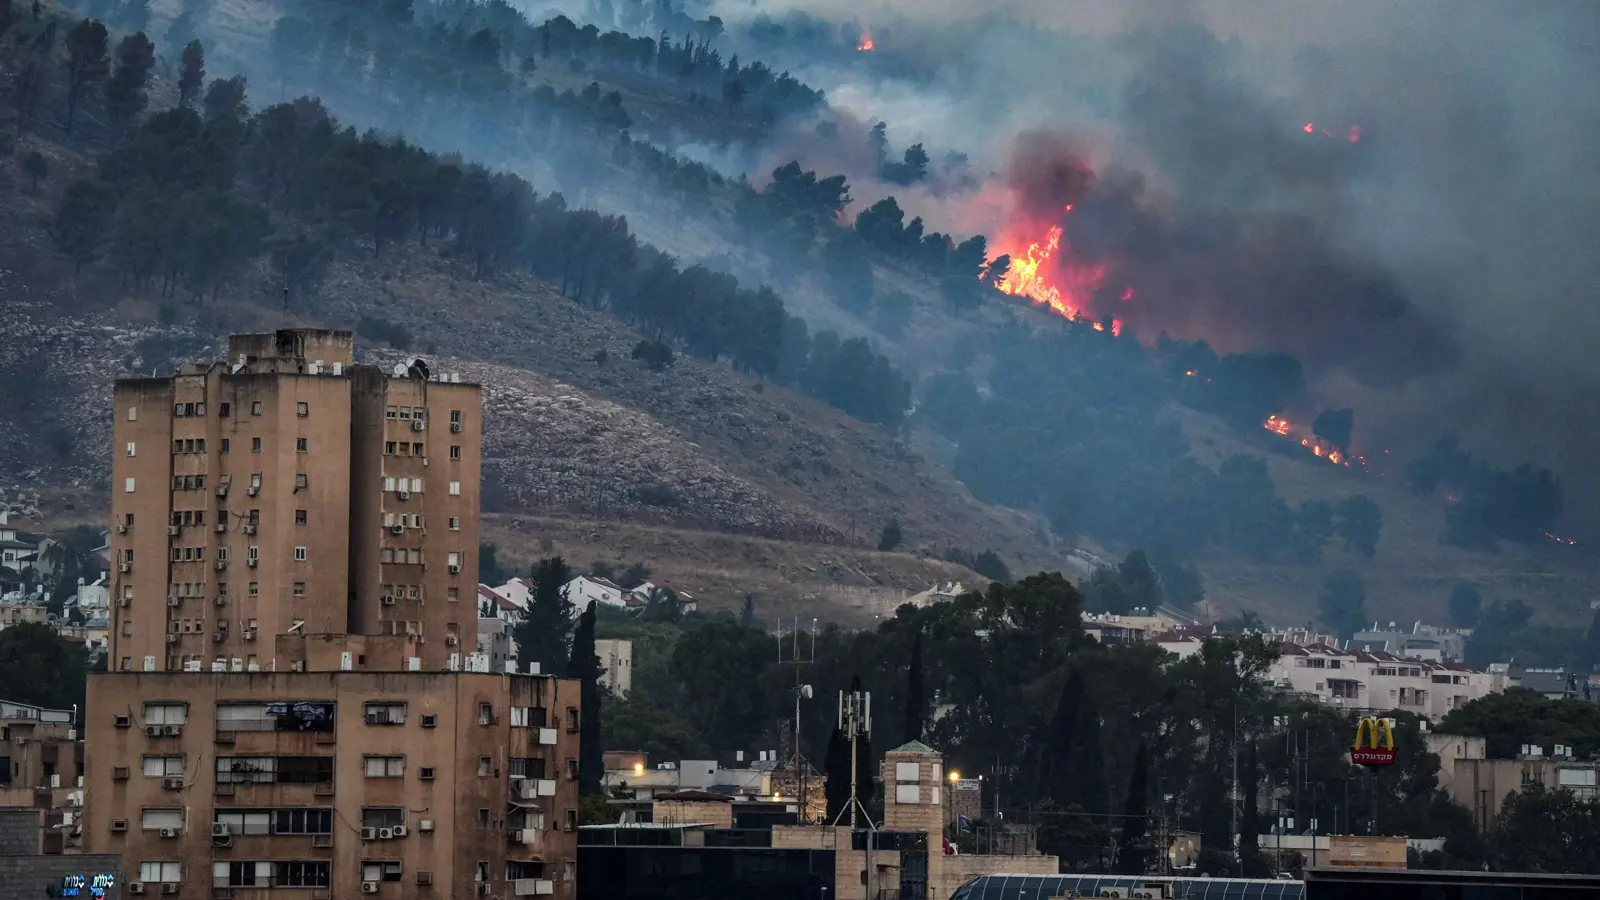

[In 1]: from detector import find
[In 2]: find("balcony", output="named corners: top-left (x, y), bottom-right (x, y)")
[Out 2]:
top-left (512, 779), bottom-right (556, 801)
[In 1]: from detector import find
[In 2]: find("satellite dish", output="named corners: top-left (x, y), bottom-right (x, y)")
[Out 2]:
top-left (800, 685), bottom-right (813, 699)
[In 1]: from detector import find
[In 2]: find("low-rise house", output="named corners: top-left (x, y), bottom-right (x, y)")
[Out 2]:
top-left (1511, 666), bottom-right (1585, 700)
top-left (566, 575), bottom-right (629, 610)
top-left (907, 581), bottom-right (968, 608)
top-left (1352, 621), bottom-right (1471, 662)
top-left (629, 582), bottom-right (698, 613)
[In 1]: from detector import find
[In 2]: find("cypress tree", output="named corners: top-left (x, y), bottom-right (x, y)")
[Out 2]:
top-left (567, 602), bottom-right (603, 797)
top-left (903, 632), bottom-right (924, 744)
top-left (1116, 744), bottom-right (1151, 874)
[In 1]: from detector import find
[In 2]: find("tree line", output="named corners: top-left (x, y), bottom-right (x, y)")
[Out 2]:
top-left (26, 15), bottom-right (913, 427)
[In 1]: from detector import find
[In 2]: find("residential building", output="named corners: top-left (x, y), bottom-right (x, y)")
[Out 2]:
top-left (628, 583), bottom-right (697, 613)
top-left (480, 583), bottom-right (524, 623)
top-left (594, 639), bottom-right (632, 696)
top-left (1510, 666), bottom-right (1586, 700)
top-left (1264, 642), bottom-right (1505, 720)
top-left (906, 582), bottom-right (968, 609)
top-left (107, 329), bottom-right (482, 673)
top-left (0, 700), bottom-right (84, 854)
top-left (0, 808), bottom-right (122, 899)
top-left (492, 577), bottom-right (535, 612)
top-left (83, 660), bottom-right (583, 899)
top-left (581, 742), bottom-right (1058, 900)
top-left (1082, 609), bottom-right (1186, 645)
top-left (563, 576), bottom-right (627, 611)
top-left (0, 599), bottom-right (47, 629)
top-left (1440, 746), bottom-right (1600, 832)
top-left (478, 617), bottom-right (514, 672)
top-left (1351, 621), bottom-right (1471, 662)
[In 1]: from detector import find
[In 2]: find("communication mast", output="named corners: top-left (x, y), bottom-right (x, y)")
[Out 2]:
top-left (834, 687), bottom-right (874, 829)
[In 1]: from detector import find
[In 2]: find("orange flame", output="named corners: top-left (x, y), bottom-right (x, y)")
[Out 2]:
top-left (1264, 414), bottom-right (1359, 468)
top-left (1545, 532), bottom-right (1578, 546)
top-left (1264, 415), bottom-right (1293, 436)
top-left (989, 217), bottom-right (1109, 326)
top-left (856, 36), bottom-right (875, 51)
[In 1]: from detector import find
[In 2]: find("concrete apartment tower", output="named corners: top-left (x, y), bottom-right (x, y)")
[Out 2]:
top-left (107, 329), bottom-right (481, 671)
top-left (86, 331), bottom-right (582, 900)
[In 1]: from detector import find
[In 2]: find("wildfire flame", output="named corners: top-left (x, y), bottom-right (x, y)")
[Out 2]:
top-left (1302, 122), bottom-right (1362, 143)
top-left (1263, 415), bottom-right (1357, 468)
top-left (1545, 532), bottom-right (1578, 546)
top-left (989, 212), bottom-right (1119, 333)
top-left (856, 36), bottom-right (875, 51)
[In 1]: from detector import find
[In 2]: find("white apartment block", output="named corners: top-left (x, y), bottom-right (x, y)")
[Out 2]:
top-left (1267, 642), bottom-right (1507, 720)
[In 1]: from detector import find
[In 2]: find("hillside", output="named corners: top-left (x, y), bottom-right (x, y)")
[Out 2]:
top-left (2, 0), bottom-right (1597, 635)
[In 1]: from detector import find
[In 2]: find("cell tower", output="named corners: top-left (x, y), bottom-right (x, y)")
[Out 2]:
top-left (834, 687), bottom-right (874, 828)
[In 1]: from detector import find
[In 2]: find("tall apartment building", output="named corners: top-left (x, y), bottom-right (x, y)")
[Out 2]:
top-left (108, 329), bottom-right (482, 672)
top-left (83, 640), bottom-right (583, 898)
top-left (0, 699), bottom-right (84, 854)
top-left (87, 329), bottom-right (584, 898)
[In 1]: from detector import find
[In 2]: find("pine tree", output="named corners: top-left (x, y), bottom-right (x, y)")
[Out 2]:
top-left (511, 556), bottom-right (574, 676)
top-left (1038, 670), bottom-right (1082, 801)
top-left (903, 632), bottom-right (924, 744)
top-left (740, 593), bottom-right (756, 627)
top-left (64, 18), bottom-right (110, 135)
top-left (1116, 744), bottom-right (1151, 874)
top-left (178, 39), bottom-right (205, 108)
top-left (567, 602), bottom-right (603, 796)
top-left (106, 32), bottom-right (156, 136)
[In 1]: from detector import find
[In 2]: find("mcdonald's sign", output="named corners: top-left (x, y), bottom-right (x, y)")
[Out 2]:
top-left (1350, 716), bottom-right (1397, 767)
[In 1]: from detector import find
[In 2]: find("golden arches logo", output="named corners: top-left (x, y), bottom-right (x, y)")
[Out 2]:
top-left (1351, 716), bottom-right (1397, 766)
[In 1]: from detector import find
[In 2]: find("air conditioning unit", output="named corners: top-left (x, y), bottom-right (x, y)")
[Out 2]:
top-left (113, 766), bottom-right (131, 780)
top-left (162, 884), bottom-right (179, 895)
top-left (418, 820), bottom-right (434, 833)
top-left (163, 725), bottom-right (182, 737)
top-left (146, 725), bottom-right (164, 737)
top-left (159, 827), bottom-right (180, 838)
top-left (450, 422), bottom-right (462, 433)
top-left (247, 559), bottom-right (258, 568)
top-left (362, 883), bottom-right (379, 895)
top-left (382, 596), bottom-right (396, 606)
top-left (167, 525), bottom-right (181, 536)
top-left (128, 884), bottom-right (146, 896)
top-left (397, 490), bottom-right (411, 501)
top-left (243, 630), bottom-right (257, 642)
top-left (445, 635), bottom-right (459, 647)
top-left (215, 559), bottom-right (228, 570)
top-left (390, 524), bottom-right (405, 535)
top-left (362, 827), bottom-right (378, 841)
top-left (243, 525), bottom-right (257, 536)
top-left (117, 524), bottom-right (130, 534)
top-left (168, 597), bottom-right (181, 607)
top-left (166, 634), bottom-right (179, 644)
top-left (163, 777), bottom-right (184, 790)
top-left (119, 597), bottom-right (130, 608)
top-left (411, 419), bottom-right (426, 431)
top-left (214, 596), bottom-right (226, 606)
top-left (215, 522), bottom-right (227, 533)
top-left (391, 825), bottom-right (407, 838)
top-left (213, 632), bottom-right (224, 643)
top-left (448, 564), bottom-right (460, 574)
top-left (120, 562), bottom-right (132, 573)
top-left (246, 486), bottom-right (259, 497)
top-left (378, 827), bottom-right (395, 840)
top-left (312, 834), bottom-right (333, 848)
top-left (216, 485), bottom-right (229, 497)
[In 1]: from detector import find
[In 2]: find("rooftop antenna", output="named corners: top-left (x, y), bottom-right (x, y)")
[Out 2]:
top-left (832, 688), bottom-right (874, 830)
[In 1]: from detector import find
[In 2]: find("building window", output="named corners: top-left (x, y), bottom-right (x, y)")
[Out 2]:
top-left (248, 582), bottom-right (259, 596)
top-left (219, 402), bottom-right (230, 417)
top-left (447, 587), bottom-right (459, 603)
top-left (296, 437), bottom-right (308, 452)
top-left (295, 474), bottom-right (308, 490)
top-left (448, 517), bottom-right (460, 531)
top-left (250, 401), bottom-right (263, 415)
top-left (565, 758), bottom-right (578, 780)
top-left (410, 478), bottom-right (422, 493)
top-left (450, 410), bottom-right (462, 425)
top-left (138, 862), bottom-right (182, 884)
top-left (363, 756), bottom-right (406, 778)
top-left (213, 809), bottom-right (271, 836)
top-left (295, 509), bottom-right (307, 525)
top-left (449, 481), bottom-right (461, 496)
top-left (449, 445), bottom-right (461, 460)
top-left (144, 703), bottom-right (188, 726)
top-left (412, 407), bottom-right (426, 422)
top-left (361, 861), bottom-right (404, 884)
top-left (251, 437), bottom-right (261, 453)
top-left (478, 756), bottom-right (492, 777)
top-left (142, 756), bottom-right (185, 777)
top-left (296, 402), bottom-right (309, 417)
top-left (478, 703), bottom-right (495, 726)
top-left (448, 552), bottom-right (461, 569)
top-left (476, 808), bottom-right (490, 827)
top-left (294, 546), bottom-right (307, 562)
top-left (564, 808), bottom-right (578, 831)
top-left (386, 406), bottom-right (397, 419)
top-left (385, 441), bottom-right (397, 455)
top-left (140, 808), bottom-right (184, 831)
top-left (293, 582), bottom-right (306, 597)
top-left (247, 546), bottom-right (259, 564)
top-left (220, 438), bottom-right (230, 454)
top-left (274, 808), bottom-right (333, 835)
top-left (361, 808), bottom-right (405, 829)
top-left (125, 477), bottom-right (136, 493)
top-left (127, 441), bottom-right (137, 457)
top-left (127, 406), bottom-right (138, 421)
top-left (364, 702), bottom-right (407, 726)
top-left (566, 707), bottom-right (579, 731)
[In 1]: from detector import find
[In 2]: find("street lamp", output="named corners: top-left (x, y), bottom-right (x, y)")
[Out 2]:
top-left (948, 770), bottom-right (961, 783)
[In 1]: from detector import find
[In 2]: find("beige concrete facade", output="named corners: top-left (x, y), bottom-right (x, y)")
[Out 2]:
top-left (1444, 755), bottom-right (1600, 831)
top-left (108, 330), bottom-right (481, 674)
top-left (0, 699), bottom-right (83, 854)
top-left (83, 669), bottom-right (581, 899)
